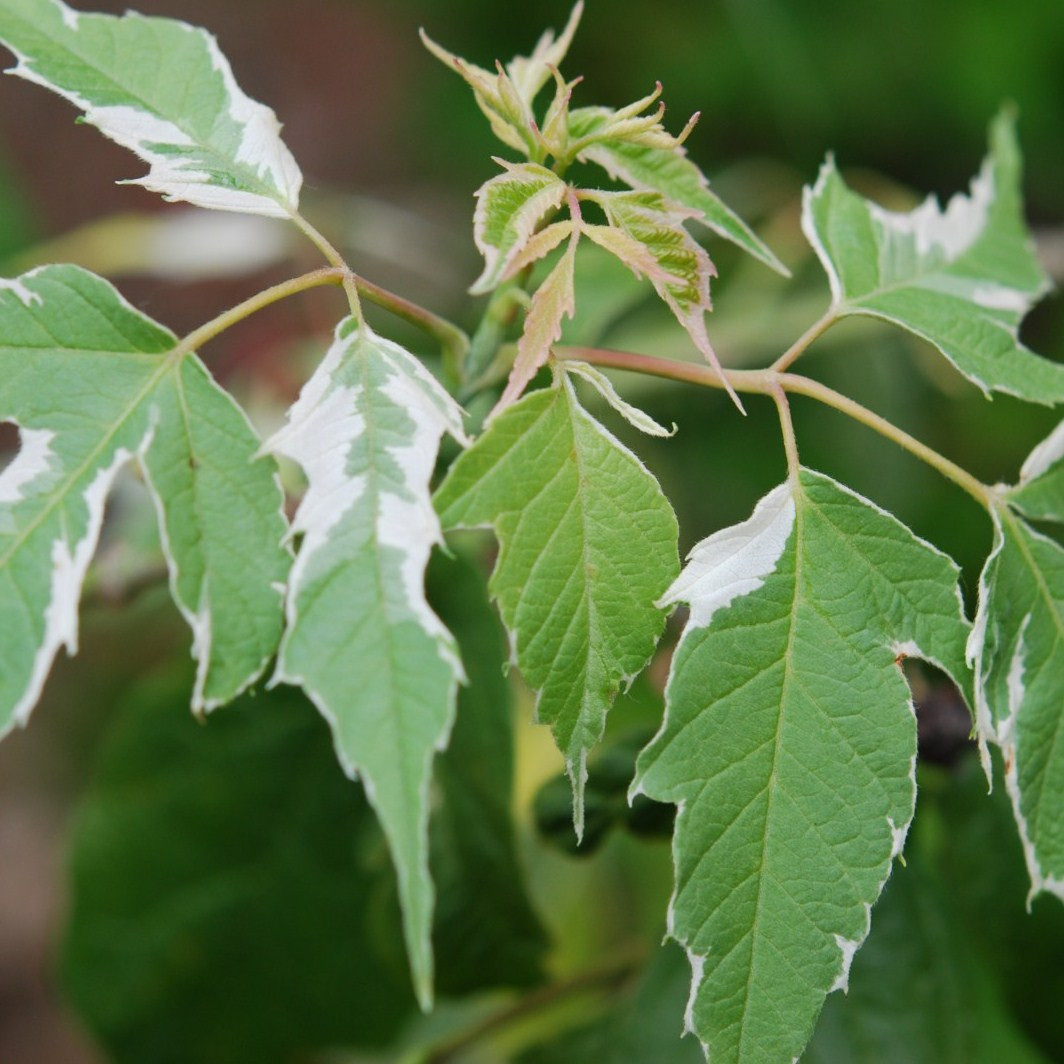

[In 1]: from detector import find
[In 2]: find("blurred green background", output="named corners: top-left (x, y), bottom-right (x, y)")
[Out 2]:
top-left (0, 1), bottom-right (1062, 1061)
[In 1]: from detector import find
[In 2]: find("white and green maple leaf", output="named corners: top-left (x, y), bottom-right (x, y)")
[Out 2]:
top-left (634, 469), bottom-right (971, 1063)
top-left (969, 492), bottom-right (1064, 903)
top-left (265, 318), bottom-right (468, 1010)
top-left (471, 161), bottom-right (568, 294)
top-left (803, 112), bottom-right (1060, 403)
top-left (435, 376), bottom-right (678, 831)
top-left (0, 0), bottom-right (302, 217)
top-left (0, 265), bottom-right (290, 737)
top-left (568, 104), bottom-right (786, 275)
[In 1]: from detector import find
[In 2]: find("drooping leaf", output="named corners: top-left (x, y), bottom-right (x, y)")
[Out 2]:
top-left (519, 943), bottom-right (703, 1064)
top-left (62, 672), bottom-right (417, 1064)
top-left (435, 375), bottom-right (678, 832)
top-left (428, 549), bottom-right (549, 994)
top-left (0, 265), bottom-right (289, 737)
top-left (802, 112), bottom-right (1059, 403)
top-left (265, 318), bottom-right (467, 1009)
top-left (471, 161), bottom-right (567, 294)
top-left (568, 105), bottom-right (787, 275)
top-left (581, 188), bottom-right (741, 408)
top-left (0, 0), bottom-right (302, 217)
top-left (805, 852), bottom-right (1050, 1064)
top-left (1007, 419), bottom-right (1064, 524)
top-left (562, 360), bottom-right (675, 438)
top-left (968, 506), bottom-right (1064, 902)
top-left (494, 231), bottom-right (579, 413)
top-left (634, 470), bottom-right (972, 1063)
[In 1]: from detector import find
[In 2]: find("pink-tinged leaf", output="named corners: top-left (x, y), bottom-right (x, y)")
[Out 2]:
top-left (506, 2), bottom-right (583, 107)
top-left (492, 232), bottom-right (578, 415)
top-left (583, 189), bottom-right (742, 410)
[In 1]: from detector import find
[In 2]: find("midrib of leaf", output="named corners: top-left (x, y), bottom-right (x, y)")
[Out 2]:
top-left (0, 347), bottom-right (179, 572)
top-left (736, 478), bottom-right (801, 1061)
top-left (11, 9), bottom-right (291, 210)
top-left (356, 340), bottom-right (419, 833)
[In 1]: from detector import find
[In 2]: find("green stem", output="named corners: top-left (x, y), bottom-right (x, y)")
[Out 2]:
top-left (770, 309), bottom-right (837, 372)
top-left (353, 273), bottom-right (470, 384)
top-left (555, 345), bottom-right (995, 509)
top-left (772, 385), bottom-right (800, 479)
top-left (290, 211), bottom-right (363, 316)
top-left (173, 267), bottom-right (345, 360)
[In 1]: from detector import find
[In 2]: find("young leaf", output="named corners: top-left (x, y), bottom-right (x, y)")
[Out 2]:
top-left (802, 112), bottom-right (1059, 403)
top-left (581, 188), bottom-right (741, 408)
top-left (265, 319), bottom-right (468, 1010)
top-left (471, 161), bottom-right (567, 294)
top-left (494, 229), bottom-right (579, 413)
top-left (969, 506), bottom-right (1064, 902)
top-left (505, 2), bottom-right (583, 109)
top-left (634, 470), bottom-right (972, 1063)
top-left (0, 0), bottom-right (302, 217)
top-left (435, 376), bottom-right (679, 832)
top-left (1007, 419), bottom-right (1064, 524)
top-left (561, 360), bottom-right (675, 438)
top-left (0, 265), bottom-right (289, 737)
top-left (419, 29), bottom-right (535, 158)
top-left (568, 105), bottom-right (787, 275)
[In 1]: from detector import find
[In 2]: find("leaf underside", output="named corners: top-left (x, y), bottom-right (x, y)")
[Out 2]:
top-left (635, 469), bottom-right (971, 1063)
top-left (435, 377), bottom-right (678, 832)
top-left (0, 264), bottom-right (289, 736)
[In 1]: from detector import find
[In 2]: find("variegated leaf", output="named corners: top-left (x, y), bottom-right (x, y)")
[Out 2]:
top-left (266, 319), bottom-right (468, 1010)
top-left (0, 0), bottom-right (302, 217)
top-left (0, 265), bottom-right (290, 736)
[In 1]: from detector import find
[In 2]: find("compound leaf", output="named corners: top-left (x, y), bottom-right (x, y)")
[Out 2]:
top-left (266, 319), bottom-right (467, 1010)
top-left (435, 376), bottom-right (678, 833)
top-left (969, 506), bottom-right (1064, 902)
top-left (569, 105), bottom-right (786, 275)
top-left (634, 469), bottom-right (971, 1063)
top-left (471, 161), bottom-right (567, 294)
top-left (802, 112), bottom-right (1059, 403)
top-left (0, 264), bottom-right (289, 737)
top-left (0, 0), bottom-right (302, 217)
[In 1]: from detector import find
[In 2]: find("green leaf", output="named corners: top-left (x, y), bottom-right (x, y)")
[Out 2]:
top-left (805, 854), bottom-right (1050, 1064)
top-left (0, 0), bottom-right (302, 217)
top-left (0, 265), bottom-right (289, 737)
top-left (62, 673), bottom-right (417, 1064)
top-left (634, 469), bottom-right (972, 1063)
top-left (471, 161), bottom-right (567, 294)
top-left (1007, 420), bottom-right (1064, 524)
top-left (495, 232), bottom-right (579, 412)
top-left (435, 376), bottom-right (678, 833)
top-left (428, 548), bottom-right (549, 994)
top-left (519, 943), bottom-right (703, 1064)
top-left (802, 112), bottom-right (1059, 403)
top-left (265, 319), bottom-right (467, 1009)
top-left (568, 105), bottom-right (787, 275)
top-left (968, 506), bottom-right (1064, 902)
